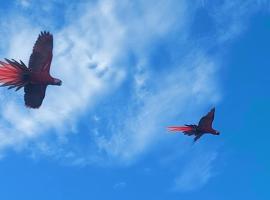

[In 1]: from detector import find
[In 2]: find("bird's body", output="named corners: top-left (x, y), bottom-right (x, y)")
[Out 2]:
top-left (0, 31), bottom-right (62, 108)
top-left (29, 71), bottom-right (55, 84)
top-left (168, 108), bottom-right (220, 142)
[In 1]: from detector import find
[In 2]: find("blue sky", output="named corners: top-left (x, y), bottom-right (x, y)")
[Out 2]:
top-left (0, 0), bottom-right (269, 199)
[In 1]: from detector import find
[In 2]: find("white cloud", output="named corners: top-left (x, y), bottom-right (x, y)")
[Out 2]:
top-left (17, 0), bottom-right (31, 8)
top-left (0, 0), bottom-right (128, 152)
top-left (0, 0), bottom-right (195, 158)
top-left (0, 0), bottom-right (261, 190)
top-left (173, 152), bottom-right (218, 191)
top-left (95, 52), bottom-right (220, 163)
top-left (113, 181), bottom-right (127, 190)
top-left (210, 0), bottom-right (260, 43)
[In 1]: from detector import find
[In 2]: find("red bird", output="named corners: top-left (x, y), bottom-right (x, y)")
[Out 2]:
top-left (168, 108), bottom-right (220, 142)
top-left (0, 31), bottom-right (62, 108)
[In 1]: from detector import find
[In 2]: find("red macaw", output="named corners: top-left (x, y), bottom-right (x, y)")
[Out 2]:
top-left (168, 108), bottom-right (220, 142)
top-left (0, 31), bottom-right (62, 108)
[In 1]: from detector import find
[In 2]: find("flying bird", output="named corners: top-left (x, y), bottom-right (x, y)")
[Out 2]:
top-left (167, 108), bottom-right (220, 142)
top-left (0, 31), bottom-right (62, 108)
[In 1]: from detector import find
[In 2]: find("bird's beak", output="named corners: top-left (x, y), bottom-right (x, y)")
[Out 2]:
top-left (53, 78), bottom-right (62, 86)
top-left (55, 80), bottom-right (62, 86)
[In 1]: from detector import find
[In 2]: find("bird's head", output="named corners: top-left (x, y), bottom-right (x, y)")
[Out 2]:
top-left (52, 78), bottom-right (62, 86)
top-left (214, 130), bottom-right (220, 135)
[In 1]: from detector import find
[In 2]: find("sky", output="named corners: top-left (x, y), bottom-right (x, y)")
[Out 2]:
top-left (0, 0), bottom-right (269, 199)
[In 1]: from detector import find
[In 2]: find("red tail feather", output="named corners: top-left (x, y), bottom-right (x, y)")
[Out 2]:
top-left (0, 59), bottom-right (29, 91)
top-left (167, 126), bottom-right (193, 132)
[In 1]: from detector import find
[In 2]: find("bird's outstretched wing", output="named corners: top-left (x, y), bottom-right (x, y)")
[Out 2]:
top-left (28, 31), bottom-right (53, 72)
top-left (24, 84), bottom-right (47, 108)
top-left (198, 108), bottom-right (215, 129)
top-left (193, 134), bottom-right (203, 142)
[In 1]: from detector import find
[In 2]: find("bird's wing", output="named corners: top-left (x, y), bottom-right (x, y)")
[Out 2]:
top-left (28, 31), bottom-right (53, 72)
top-left (198, 108), bottom-right (215, 129)
top-left (24, 84), bottom-right (47, 108)
top-left (193, 134), bottom-right (203, 143)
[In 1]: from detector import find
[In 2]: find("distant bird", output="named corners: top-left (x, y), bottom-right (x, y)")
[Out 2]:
top-left (167, 108), bottom-right (220, 142)
top-left (0, 31), bottom-right (62, 108)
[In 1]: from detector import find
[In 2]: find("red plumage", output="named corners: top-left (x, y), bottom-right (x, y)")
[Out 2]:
top-left (0, 31), bottom-right (62, 108)
top-left (0, 59), bottom-right (29, 90)
top-left (167, 126), bottom-right (193, 132)
top-left (167, 108), bottom-right (220, 142)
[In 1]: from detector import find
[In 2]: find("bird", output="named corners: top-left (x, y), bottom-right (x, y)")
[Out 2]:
top-left (167, 108), bottom-right (220, 142)
top-left (0, 31), bottom-right (62, 108)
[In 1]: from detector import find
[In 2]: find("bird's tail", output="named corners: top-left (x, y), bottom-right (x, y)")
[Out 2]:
top-left (167, 126), bottom-right (193, 132)
top-left (0, 59), bottom-right (29, 91)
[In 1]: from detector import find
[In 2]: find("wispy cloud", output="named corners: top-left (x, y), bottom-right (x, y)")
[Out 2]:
top-left (0, 0), bottom-right (196, 160)
top-left (95, 52), bottom-right (219, 163)
top-left (212, 0), bottom-right (259, 43)
top-left (0, 0), bottom-right (127, 152)
top-left (0, 0), bottom-right (263, 191)
top-left (16, 0), bottom-right (31, 8)
top-left (113, 181), bottom-right (127, 190)
top-left (173, 151), bottom-right (218, 191)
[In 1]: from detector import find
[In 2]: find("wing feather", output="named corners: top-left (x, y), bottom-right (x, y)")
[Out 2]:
top-left (198, 108), bottom-right (215, 129)
top-left (24, 84), bottom-right (47, 108)
top-left (28, 31), bottom-right (53, 72)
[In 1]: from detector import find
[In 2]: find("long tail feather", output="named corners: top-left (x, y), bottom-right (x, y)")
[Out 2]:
top-left (167, 126), bottom-right (193, 132)
top-left (0, 59), bottom-right (29, 91)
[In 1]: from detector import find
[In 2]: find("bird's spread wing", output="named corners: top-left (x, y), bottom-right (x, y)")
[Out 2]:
top-left (193, 134), bottom-right (203, 142)
top-left (28, 31), bottom-right (53, 72)
top-left (24, 84), bottom-right (47, 108)
top-left (198, 108), bottom-right (215, 129)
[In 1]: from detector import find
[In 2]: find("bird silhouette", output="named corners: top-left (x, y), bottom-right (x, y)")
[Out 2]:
top-left (0, 31), bottom-right (61, 108)
top-left (168, 108), bottom-right (220, 142)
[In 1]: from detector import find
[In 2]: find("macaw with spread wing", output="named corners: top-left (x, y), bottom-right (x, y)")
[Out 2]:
top-left (168, 108), bottom-right (220, 142)
top-left (0, 31), bottom-right (61, 108)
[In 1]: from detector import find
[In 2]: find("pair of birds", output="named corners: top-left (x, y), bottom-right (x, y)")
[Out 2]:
top-left (0, 31), bottom-right (220, 142)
